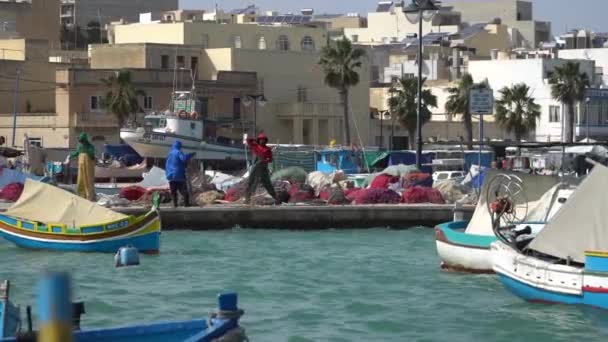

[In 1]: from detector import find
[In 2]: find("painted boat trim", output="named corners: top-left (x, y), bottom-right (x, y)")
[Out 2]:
top-left (0, 211), bottom-right (157, 242)
top-left (434, 221), bottom-right (495, 250)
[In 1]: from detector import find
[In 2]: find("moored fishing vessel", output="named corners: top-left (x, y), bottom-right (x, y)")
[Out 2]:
top-left (491, 163), bottom-right (608, 309)
top-left (120, 90), bottom-right (246, 168)
top-left (0, 179), bottom-right (160, 253)
top-left (434, 170), bottom-right (572, 273)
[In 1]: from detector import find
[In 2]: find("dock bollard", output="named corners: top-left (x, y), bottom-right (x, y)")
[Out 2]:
top-left (38, 272), bottom-right (72, 342)
top-left (453, 202), bottom-right (465, 221)
top-left (115, 245), bottom-right (140, 267)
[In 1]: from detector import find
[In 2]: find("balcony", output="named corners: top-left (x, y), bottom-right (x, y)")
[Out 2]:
top-left (273, 103), bottom-right (343, 118)
top-left (72, 113), bottom-right (118, 128)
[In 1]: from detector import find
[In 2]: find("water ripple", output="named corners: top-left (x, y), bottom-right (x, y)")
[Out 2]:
top-left (1, 228), bottom-right (606, 341)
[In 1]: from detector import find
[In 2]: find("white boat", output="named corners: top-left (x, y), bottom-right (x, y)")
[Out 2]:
top-left (120, 91), bottom-right (246, 164)
top-left (435, 170), bottom-right (573, 273)
top-left (491, 163), bottom-right (608, 309)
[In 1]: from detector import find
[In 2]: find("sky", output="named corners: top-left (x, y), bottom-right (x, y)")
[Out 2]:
top-left (179, 0), bottom-right (608, 33)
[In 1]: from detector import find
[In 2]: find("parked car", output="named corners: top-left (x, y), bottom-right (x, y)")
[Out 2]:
top-left (432, 171), bottom-right (464, 182)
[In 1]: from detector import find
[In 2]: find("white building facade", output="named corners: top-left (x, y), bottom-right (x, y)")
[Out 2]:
top-left (468, 58), bottom-right (597, 142)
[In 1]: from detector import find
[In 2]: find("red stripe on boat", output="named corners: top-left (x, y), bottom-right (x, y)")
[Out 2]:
top-left (583, 285), bottom-right (608, 293)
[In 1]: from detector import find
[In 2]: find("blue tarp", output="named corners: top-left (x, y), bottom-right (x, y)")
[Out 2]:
top-left (104, 144), bottom-right (143, 166)
top-left (388, 151), bottom-right (435, 174)
top-left (471, 169), bottom-right (486, 190)
top-left (316, 150), bottom-right (362, 174)
top-left (0, 168), bottom-right (42, 188)
top-left (464, 152), bottom-right (493, 172)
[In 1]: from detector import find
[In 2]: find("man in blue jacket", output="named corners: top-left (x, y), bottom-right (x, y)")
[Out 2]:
top-left (165, 141), bottom-right (195, 207)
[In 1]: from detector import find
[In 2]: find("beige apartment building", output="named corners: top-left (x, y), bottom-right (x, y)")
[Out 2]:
top-left (89, 41), bottom-right (371, 146)
top-left (112, 21), bottom-right (328, 52)
top-left (445, 0), bottom-right (551, 48)
top-left (0, 68), bottom-right (257, 150)
top-left (0, 0), bottom-right (60, 47)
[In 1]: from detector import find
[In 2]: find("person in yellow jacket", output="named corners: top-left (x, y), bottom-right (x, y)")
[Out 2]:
top-left (67, 133), bottom-right (96, 201)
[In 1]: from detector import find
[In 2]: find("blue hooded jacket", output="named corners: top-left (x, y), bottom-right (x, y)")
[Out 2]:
top-left (165, 141), bottom-right (194, 182)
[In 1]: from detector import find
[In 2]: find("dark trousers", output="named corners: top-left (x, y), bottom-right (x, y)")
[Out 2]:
top-left (245, 161), bottom-right (276, 202)
top-left (169, 181), bottom-right (190, 207)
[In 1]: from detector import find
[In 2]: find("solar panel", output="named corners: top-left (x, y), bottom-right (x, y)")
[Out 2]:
top-left (376, 2), bottom-right (393, 12)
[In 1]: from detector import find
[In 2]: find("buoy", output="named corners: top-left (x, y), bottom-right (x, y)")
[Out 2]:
top-left (114, 245), bottom-right (140, 267)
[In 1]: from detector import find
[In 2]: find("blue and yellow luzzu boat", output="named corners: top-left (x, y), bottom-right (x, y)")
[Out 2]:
top-left (0, 179), bottom-right (160, 253)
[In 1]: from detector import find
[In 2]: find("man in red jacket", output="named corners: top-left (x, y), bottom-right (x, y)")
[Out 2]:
top-left (245, 133), bottom-right (278, 204)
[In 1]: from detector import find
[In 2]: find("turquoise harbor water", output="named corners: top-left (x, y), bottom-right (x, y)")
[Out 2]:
top-left (2, 228), bottom-right (608, 341)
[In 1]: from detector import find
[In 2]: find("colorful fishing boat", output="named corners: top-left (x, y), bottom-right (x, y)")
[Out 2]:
top-left (0, 179), bottom-right (160, 253)
top-left (434, 170), bottom-right (570, 273)
top-left (492, 163), bottom-right (608, 309)
top-left (1, 274), bottom-right (247, 342)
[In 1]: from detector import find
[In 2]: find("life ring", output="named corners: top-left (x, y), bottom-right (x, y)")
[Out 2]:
top-left (178, 110), bottom-right (188, 118)
top-left (190, 111), bottom-right (199, 120)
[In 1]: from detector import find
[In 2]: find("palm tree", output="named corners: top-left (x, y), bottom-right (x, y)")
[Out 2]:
top-left (101, 69), bottom-right (145, 128)
top-left (319, 37), bottom-right (366, 145)
top-left (495, 83), bottom-right (541, 141)
top-left (445, 73), bottom-right (489, 149)
top-left (549, 62), bottom-right (590, 143)
top-left (388, 77), bottom-right (437, 149)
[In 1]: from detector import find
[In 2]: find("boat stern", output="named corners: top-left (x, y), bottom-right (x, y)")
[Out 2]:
top-left (583, 251), bottom-right (608, 309)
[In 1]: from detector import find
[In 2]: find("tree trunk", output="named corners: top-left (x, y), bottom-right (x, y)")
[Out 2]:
top-left (565, 102), bottom-right (575, 143)
top-left (464, 110), bottom-right (474, 150)
top-left (408, 127), bottom-right (416, 151)
top-left (341, 89), bottom-right (351, 146)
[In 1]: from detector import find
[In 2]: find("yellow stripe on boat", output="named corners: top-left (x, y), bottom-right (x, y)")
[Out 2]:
top-left (585, 251), bottom-right (608, 258)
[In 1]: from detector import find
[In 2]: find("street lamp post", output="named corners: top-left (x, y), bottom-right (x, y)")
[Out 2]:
top-left (403, 0), bottom-right (438, 168)
top-left (585, 97), bottom-right (591, 142)
top-left (379, 110), bottom-right (390, 150)
top-left (243, 94), bottom-right (267, 135)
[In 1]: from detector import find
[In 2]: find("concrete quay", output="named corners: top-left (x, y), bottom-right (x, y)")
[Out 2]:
top-left (115, 204), bottom-right (475, 230)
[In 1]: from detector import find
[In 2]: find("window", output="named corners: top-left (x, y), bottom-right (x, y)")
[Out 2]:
top-left (190, 56), bottom-right (198, 72)
top-left (301, 36), bottom-right (315, 51)
top-left (161, 55), bottom-right (169, 69)
top-left (390, 76), bottom-right (399, 85)
top-left (351, 35), bottom-right (359, 43)
top-left (144, 96), bottom-right (153, 110)
top-left (234, 35), bottom-right (242, 48)
top-left (28, 137), bottom-right (42, 147)
top-left (549, 105), bottom-right (561, 123)
top-left (297, 86), bottom-right (307, 103)
top-left (258, 36), bottom-right (267, 50)
top-left (199, 97), bottom-right (209, 118)
top-left (90, 95), bottom-right (102, 111)
top-left (276, 35), bottom-right (290, 51)
top-left (201, 34), bottom-right (209, 48)
top-left (233, 98), bottom-right (241, 120)
top-left (176, 55), bottom-right (185, 69)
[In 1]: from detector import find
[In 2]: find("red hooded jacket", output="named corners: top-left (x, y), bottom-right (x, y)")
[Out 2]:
top-left (247, 133), bottom-right (273, 163)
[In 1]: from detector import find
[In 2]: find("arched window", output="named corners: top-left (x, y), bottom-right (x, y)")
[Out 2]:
top-left (233, 35), bottom-right (242, 48)
top-left (276, 35), bottom-right (290, 51)
top-left (301, 36), bottom-right (315, 51)
top-left (258, 36), bottom-right (267, 50)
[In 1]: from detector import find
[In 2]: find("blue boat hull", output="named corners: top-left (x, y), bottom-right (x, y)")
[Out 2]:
top-left (0, 230), bottom-right (160, 254)
top-left (2, 318), bottom-right (238, 342)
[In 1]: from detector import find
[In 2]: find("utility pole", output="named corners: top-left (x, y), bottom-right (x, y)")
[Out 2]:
top-left (11, 69), bottom-right (21, 147)
top-left (98, 8), bottom-right (103, 44)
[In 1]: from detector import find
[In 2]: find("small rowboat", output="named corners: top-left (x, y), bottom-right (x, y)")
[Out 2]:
top-left (0, 179), bottom-right (160, 253)
top-left (0, 274), bottom-right (247, 342)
